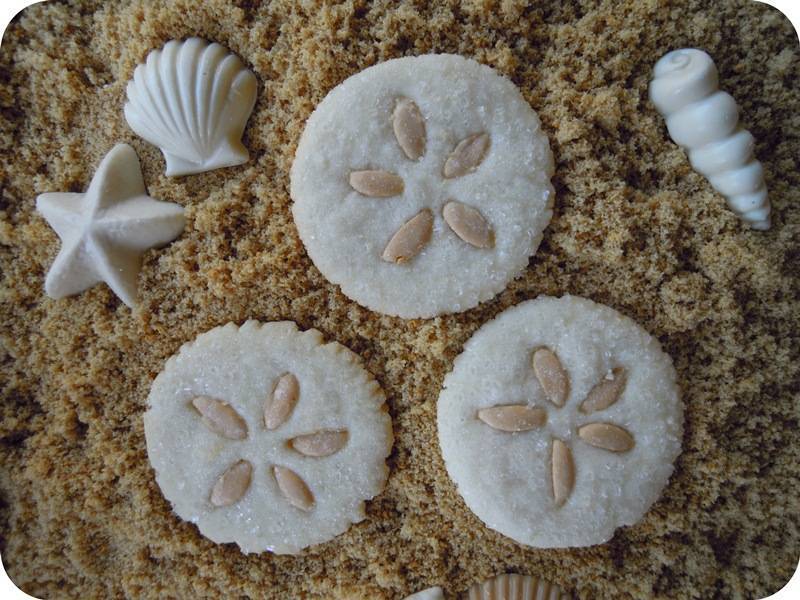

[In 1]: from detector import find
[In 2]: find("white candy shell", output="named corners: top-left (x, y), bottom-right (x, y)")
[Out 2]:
top-left (689, 129), bottom-right (755, 175)
top-left (649, 48), bottom-right (771, 230)
top-left (124, 38), bottom-right (257, 177)
top-left (404, 587), bottom-right (444, 600)
top-left (650, 49), bottom-right (718, 115)
top-left (708, 161), bottom-right (764, 197)
top-left (665, 90), bottom-right (739, 149)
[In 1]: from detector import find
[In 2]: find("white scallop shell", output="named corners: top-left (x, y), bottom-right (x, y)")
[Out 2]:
top-left (649, 48), bottom-right (771, 230)
top-left (124, 38), bottom-right (257, 177)
top-left (466, 573), bottom-right (571, 600)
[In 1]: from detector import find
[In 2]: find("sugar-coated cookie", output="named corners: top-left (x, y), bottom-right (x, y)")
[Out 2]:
top-left (144, 321), bottom-right (392, 554)
top-left (438, 296), bottom-right (683, 548)
top-left (291, 54), bottom-right (554, 318)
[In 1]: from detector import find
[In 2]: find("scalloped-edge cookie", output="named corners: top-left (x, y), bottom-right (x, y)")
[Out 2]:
top-left (438, 296), bottom-right (683, 548)
top-left (291, 54), bottom-right (554, 318)
top-left (144, 320), bottom-right (393, 554)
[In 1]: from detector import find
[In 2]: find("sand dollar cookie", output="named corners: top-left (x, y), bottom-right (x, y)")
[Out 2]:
top-left (144, 321), bottom-right (393, 554)
top-left (437, 296), bottom-right (683, 548)
top-left (291, 54), bottom-right (555, 318)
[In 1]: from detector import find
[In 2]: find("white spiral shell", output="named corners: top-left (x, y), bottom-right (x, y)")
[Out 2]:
top-left (649, 48), bottom-right (770, 230)
top-left (124, 38), bottom-right (257, 177)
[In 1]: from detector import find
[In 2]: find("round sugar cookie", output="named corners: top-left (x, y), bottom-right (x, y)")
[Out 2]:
top-left (144, 321), bottom-right (393, 554)
top-left (437, 296), bottom-right (683, 548)
top-left (290, 54), bottom-right (555, 319)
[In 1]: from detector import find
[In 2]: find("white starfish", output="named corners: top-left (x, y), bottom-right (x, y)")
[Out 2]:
top-left (36, 143), bottom-right (185, 308)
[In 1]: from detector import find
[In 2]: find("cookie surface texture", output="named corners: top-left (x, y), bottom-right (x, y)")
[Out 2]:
top-left (290, 54), bottom-right (555, 318)
top-left (144, 321), bottom-right (393, 554)
top-left (437, 296), bottom-right (683, 548)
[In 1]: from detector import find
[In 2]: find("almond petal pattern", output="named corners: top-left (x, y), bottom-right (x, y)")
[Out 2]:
top-left (264, 373), bottom-right (299, 430)
top-left (477, 405), bottom-right (547, 432)
top-left (578, 422), bottom-right (635, 453)
top-left (551, 439), bottom-right (574, 507)
top-left (532, 348), bottom-right (569, 408)
top-left (290, 430), bottom-right (348, 457)
top-left (274, 465), bottom-right (315, 511)
top-left (349, 170), bottom-right (404, 197)
top-left (579, 367), bottom-right (627, 414)
top-left (210, 460), bottom-right (252, 507)
top-left (191, 396), bottom-right (248, 440)
top-left (443, 201), bottom-right (495, 248)
top-left (443, 133), bottom-right (490, 178)
top-left (392, 98), bottom-right (426, 160)
top-left (382, 209), bottom-right (433, 264)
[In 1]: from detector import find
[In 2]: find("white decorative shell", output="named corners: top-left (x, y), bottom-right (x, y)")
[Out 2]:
top-left (124, 38), bottom-right (257, 177)
top-left (649, 48), bottom-right (771, 230)
top-left (466, 573), bottom-right (571, 600)
top-left (403, 587), bottom-right (444, 600)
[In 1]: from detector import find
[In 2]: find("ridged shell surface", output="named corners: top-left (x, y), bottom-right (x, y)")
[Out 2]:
top-left (649, 48), bottom-right (770, 230)
top-left (404, 587), bottom-right (444, 600)
top-left (124, 38), bottom-right (257, 176)
top-left (466, 574), bottom-right (571, 600)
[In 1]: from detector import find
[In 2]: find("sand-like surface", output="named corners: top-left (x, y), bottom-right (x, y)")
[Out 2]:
top-left (1, 1), bottom-right (798, 597)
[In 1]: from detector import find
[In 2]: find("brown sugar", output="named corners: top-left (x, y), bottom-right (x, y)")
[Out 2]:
top-left (1, 0), bottom-right (798, 598)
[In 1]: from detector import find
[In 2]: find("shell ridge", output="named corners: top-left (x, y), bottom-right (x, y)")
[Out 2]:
top-left (189, 40), bottom-right (213, 159)
top-left (197, 43), bottom-right (229, 157)
top-left (222, 61), bottom-right (253, 134)
top-left (186, 43), bottom-right (204, 157)
top-left (209, 68), bottom-right (255, 165)
top-left (147, 51), bottom-right (178, 137)
top-left (158, 42), bottom-right (195, 156)
top-left (128, 67), bottom-right (179, 154)
top-left (176, 38), bottom-right (203, 160)
top-left (224, 69), bottom-right (257, 144)
top-left (206, 53), bottom-right (242, 153)
top-left (124, 83), bottom-right (170, 152)
top-left (135, 59), bottom-right (182, 152)
top-left (137, 65), bottom-right (201, 161)
top-left (193, 44), bottom-right (214, 155)
top-left (159, 43), bottom-right (182, 127)
top-left (145, 51), bottom-right (192, 159)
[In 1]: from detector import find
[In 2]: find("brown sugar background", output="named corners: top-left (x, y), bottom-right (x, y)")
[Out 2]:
top-left (1, 0), bottom-right (798, 597)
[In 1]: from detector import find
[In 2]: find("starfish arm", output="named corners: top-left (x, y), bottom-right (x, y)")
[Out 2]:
top-left (98, 196), bottom-right (185, 251)
top-left (85, 144), bottom-right (147, 212)
top-left (43, 237), bottom-right (103, 299)
top-left (36, 192), bottom-right (87, 242)
top-left (90, 235), bottom-right (142, 308)
top-left (34, 144), bottom-right (183, 308)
